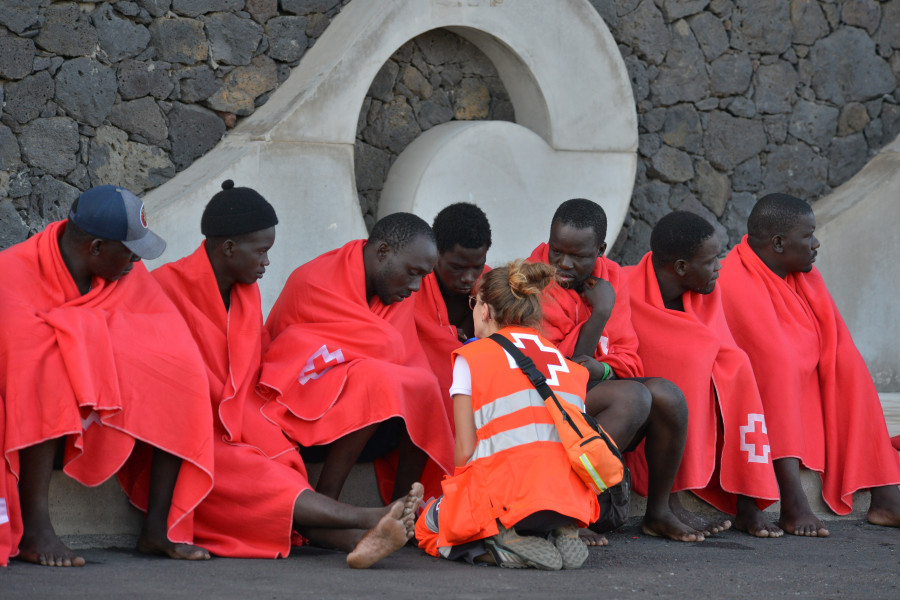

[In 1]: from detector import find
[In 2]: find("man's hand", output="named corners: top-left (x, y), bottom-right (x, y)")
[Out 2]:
top-left (571, 354), bottom-right (616, 381)
top-left (582, 277), bottom-right (616, 316)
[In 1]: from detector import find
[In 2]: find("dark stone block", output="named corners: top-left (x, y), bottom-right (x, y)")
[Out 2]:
top-left (731, 0), bottom-right (791, 54)
top-left (703, 111), bottom-right (767, 170)
top-left (354, 141), bottom-right (390, 192)
top-left (0, 33), bottom-right (35, 80)
top-left (93, 4), bottom-right (152, 63)
top-left (709, 53), bottom-right (752, 97)
top-left (19, 117), bottom-right (80, 176)
top-left (118, 59), bottom-right (175, 100)
top-left (754, 62), bottom-right (799, 115)
top-left (4, 70), bottom-right (54, 124)
top-left (55, 57), bottom-right (117, 127)
top-left (281, 0), bottom-right (342, 16)
top-left (267, 16), bottom-right (308, 63)
top-left (109, 97), bottom-right (168, 145)
top-left (166, 102), bottom-right (226, 170)
top-left (35, 3), bottom-right (98, 57)
top-left (149, 18), bottom-right (208, 64)
top-left (790, 0), bottom-right (829, 45)
top-left (172, 0), bottom-right (243, 18)
top-left (616, 0), bottom-right (669, 66)
top-left (413, 90), bottom-right (453, 130)
top-left (136, 0), bottom-right (172, 18)
top-left (32, 174), bottom-right (79, 225)
top-left (761, 143), bottom-right (829, 198)
top-left (827, 133), bottom-right (869, 187)
top-left (0, 0), bottom-right (47, 35)
top-left (246, 0), bottom-right (278, 23)
top-left (810, 28), bottom-right (895, 104)
top-left (688, 11), bottom-right (727, 60)
top-left (662, 104), bottom-right (703, 153)
top-left (174, 65), bottom-right (221, 103)
top-left (205, 12), bottom-right (264, 66)
top-left (788, 100), bottom-right (839, 149)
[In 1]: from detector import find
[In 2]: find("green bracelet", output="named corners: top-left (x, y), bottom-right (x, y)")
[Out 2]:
top-left (600, 362), bottom-right (612, 381)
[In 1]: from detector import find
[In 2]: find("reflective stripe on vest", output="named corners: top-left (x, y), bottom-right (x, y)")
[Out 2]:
top-left (473, 389), bottom-right (585, 430)
top-left (469, 423), bottom-right (561, 463)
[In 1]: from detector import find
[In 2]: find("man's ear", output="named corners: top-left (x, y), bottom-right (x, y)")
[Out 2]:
top-left (222, 239), bottom-right (236, 257)
top-left (673, 258), bottom-right (688, 276)
top-left (376, 241), bottom-right (392, 261)
top-left (598, 241), bottom-right (607, 257)
top-left (89, 239), bottom-right (104, 256)
top-left (771, 234), bottom-right (785, 254)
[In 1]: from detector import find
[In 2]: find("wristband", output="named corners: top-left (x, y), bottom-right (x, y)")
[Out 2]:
top-left (600, 362), bottom-right (612, 381)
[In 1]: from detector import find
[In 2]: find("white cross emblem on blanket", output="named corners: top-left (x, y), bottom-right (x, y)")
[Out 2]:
top-left (299, 345), bottom-right (346, 384)
top-left (740, 413), bottom-right (771, 464)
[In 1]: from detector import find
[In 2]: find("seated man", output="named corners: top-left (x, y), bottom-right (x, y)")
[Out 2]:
top-left (258, 213), bottom-right (455, 503)
top-left (625, 211), bottom-right (780, 537)
top-left (0, 185), bottom-right (214, 567)
top-left (530, 198), bottom-right (729, 542)
top-left (152, 181), bottom-right (422, 567)
top-left (718, 193), bottom-right (900, 536)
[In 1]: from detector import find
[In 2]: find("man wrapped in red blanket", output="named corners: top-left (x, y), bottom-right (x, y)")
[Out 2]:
top-left (529, 199), bottom-right (728, 543)
top-left (259, 213), bottom-right (454, 504)
top-left (0, 186), bottom-right (214, 567)
top-left (153, 182), bottom-right (422, 567)
top-left (626, 211), bottom-right (780, 538)
top-left (719, 193), bottom-right (900, 536)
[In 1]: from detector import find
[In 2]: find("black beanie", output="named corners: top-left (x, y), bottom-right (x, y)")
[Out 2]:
top-left (200, 180), bottom-right (279, 237)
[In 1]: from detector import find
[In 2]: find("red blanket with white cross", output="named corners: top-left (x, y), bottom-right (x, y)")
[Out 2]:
top-left (719, 238), bottom-right (900, 514)
top-left (258, 240), bottom-right (454, 502)
top-left (624, 253), bottom-right (778, 514)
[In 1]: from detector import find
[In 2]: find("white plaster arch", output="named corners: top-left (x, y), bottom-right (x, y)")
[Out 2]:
top-left (142, 0), bottom-right (637, 312)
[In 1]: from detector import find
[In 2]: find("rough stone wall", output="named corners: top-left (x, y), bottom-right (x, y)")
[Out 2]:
top-left (2, 1), bottom-right (899, 261)
top-left (0, 0), bottom-right (351, 249)
top-left (354, 29), bottom-right (514, 230)
top-left (594, 0), bottom-right (900, 264)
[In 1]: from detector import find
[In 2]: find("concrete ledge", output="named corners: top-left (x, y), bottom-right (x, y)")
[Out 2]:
top-left (41, 394), bottom-right (899, 536)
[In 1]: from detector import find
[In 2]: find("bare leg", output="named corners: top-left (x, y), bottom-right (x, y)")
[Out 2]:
top-left (585, 380), bottom-right (650, 449)
top-left (315, 424), bottom-right (379, 500)
top-left (636, 379), bottom-right (710, 542)
top-left (733, 494), bottom-right (783, 538)
top-left (136, 448), bottom-right (210, 559)
top-left (391, 426), bottom-right (428, 501)
top-left (867, 485), bottom-right (900, 527)
top-left (296, 483), bottom-right (424, 567)
top-left (16, 438), bottom-right (85, 567)
top-left (773, 457), bottom-right (829, 537)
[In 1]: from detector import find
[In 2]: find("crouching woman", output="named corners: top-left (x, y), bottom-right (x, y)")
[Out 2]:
top-left (415, 260), bottom-right (600, 570)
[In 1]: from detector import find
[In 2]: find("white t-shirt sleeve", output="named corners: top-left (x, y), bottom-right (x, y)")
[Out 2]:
top-left (449, 355), bottom-right (472, 397)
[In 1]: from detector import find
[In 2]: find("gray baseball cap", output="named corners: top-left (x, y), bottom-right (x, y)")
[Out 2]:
top-left (68, 185), bottom-right (167, 260)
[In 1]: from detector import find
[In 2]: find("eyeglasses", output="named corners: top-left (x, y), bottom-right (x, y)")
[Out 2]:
top-left (468, 295), bottom-right (478, 310)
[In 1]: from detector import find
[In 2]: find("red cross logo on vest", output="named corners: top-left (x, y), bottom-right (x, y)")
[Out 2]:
top-left (505, 332), bottom-right (570, 386)
top-left (739, 413), bottom-right (771, 464)
top-left (299, 345), bottom-right (345, 384)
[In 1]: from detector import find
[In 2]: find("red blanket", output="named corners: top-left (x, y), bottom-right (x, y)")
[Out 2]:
top-left (154, 244), bottom-right (311, 558)
top-left (0, 395), bottom-right (10, 567)
top-left (624, 254), bottom-right (778, 513)
top-left (0, 221), bottom-right (214, 562)
top-left (528, 244), bottom-right (642, 377)
top-left (258, 240), bottom-right (454, 501)
top-left (719, 238), bottom-right (900, 514)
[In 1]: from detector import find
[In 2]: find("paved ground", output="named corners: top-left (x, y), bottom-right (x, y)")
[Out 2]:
top-left (2, 519), bottom-right (897, 599)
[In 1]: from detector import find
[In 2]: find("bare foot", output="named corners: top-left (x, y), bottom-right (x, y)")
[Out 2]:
top-left (346, 502), bottom-right (409, 569)
top-left (17, 531), bottom-right (86, 567)
top-left (578, 528), bottom-right (608, 547)
top-left (777, 512), bottom-right (829, 537)
top-left (867, 485), bottom-right (900, 528)
top-left (641, 511), bottom-right (704, 543)
top-left (669, 495), bottom-right (731, 536)
top-left (401, 482), bottom-right (424, 518)
top-left (734, 508), bottom-right (783, 538)
top-left (136, 530), bottom-right (210, 560)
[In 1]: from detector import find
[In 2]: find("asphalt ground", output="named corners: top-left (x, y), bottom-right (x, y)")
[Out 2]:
top-left (1, 518), bottom-right (898, 599)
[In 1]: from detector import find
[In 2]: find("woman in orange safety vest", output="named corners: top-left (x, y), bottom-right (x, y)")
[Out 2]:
top-left (415, 260), bottom-right (600, 570)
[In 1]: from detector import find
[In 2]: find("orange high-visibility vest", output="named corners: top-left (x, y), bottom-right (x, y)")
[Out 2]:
top-left (435, 326), bottom-right (600, 548)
